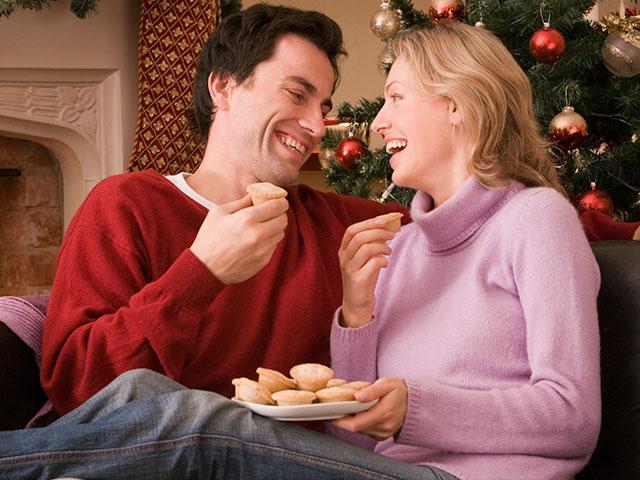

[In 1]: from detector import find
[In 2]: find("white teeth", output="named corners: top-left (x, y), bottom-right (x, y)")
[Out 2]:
top-left (386, 140), bottom-right (407, 154)
top-left (281, 136), bottom-right (306, 155)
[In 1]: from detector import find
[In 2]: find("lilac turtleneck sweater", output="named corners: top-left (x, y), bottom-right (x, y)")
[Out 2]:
top-left (331, 177), bottom-right (601, 480)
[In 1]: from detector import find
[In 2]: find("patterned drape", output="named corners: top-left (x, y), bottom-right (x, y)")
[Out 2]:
top-left (128, 0), bottom-right (220, 174)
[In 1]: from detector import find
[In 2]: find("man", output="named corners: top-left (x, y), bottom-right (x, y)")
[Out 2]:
top-left (0, 6), bottom-right (467, 479)
top-left (40, 3), bottom-right (403, 417)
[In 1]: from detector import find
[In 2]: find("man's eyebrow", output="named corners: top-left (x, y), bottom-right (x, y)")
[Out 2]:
top-left (286, 75), bottom-right (333, 111)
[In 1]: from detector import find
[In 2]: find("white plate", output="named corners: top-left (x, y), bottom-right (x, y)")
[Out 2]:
top-left (232, 398), bottom-right (378, 421)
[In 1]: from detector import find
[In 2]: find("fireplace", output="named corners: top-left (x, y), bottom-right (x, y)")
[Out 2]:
top-left (0, 137), bottom-right (62, 295)
top-left (0, 68), bottom-right (126, 294)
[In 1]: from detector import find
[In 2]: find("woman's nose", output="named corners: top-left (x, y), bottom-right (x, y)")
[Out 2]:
top-left (371, 109), bottom-right (389, 135)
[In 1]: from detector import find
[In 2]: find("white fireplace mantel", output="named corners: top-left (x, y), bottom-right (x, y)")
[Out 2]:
top-left (0, 68), bottom-right (125, 230)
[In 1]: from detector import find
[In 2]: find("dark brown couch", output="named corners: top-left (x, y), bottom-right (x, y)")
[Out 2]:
top-left (1, 241), bottom-right (639, 478)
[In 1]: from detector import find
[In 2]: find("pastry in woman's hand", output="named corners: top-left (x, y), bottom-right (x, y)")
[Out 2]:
top-left (375, 212), bottom-right (403, 232)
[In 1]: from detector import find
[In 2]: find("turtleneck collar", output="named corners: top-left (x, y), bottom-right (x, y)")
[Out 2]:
top-left (410, 176), bottom-right (525, 252)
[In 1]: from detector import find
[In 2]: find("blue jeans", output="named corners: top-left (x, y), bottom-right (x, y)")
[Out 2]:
top-left (0, 369), bottom-right (458, 479)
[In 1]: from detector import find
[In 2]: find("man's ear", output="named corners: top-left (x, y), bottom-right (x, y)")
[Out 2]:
top-left (448, 99), bottom-right (462, 126)
top-left (208, 73), bottom-right (235, 111)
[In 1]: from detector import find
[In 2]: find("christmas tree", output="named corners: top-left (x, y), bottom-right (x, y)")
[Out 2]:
top-left (323, 0), bottom-right (640, 221)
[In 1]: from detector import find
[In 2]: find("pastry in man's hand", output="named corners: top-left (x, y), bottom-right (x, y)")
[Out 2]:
top-left (246, 182), bottom-right (288, 205)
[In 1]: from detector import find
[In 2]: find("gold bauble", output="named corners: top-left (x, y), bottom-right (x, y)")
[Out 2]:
top-left (377, 41), bottom-right (396, 75)
top-left (370, 1), bottom-right (402, 40)
top-left (601, 32), bottom-right (640, 77)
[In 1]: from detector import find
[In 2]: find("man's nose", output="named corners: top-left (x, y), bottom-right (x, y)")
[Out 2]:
top-left (301, 107), bottom-right (326, 138)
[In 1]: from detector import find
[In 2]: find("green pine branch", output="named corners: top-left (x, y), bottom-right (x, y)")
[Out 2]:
top-left (323, 0), bottom-right (639, 219)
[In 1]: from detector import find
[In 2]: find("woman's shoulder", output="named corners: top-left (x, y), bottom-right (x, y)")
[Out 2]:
top-left (506, 185), bottom-right (577, 224)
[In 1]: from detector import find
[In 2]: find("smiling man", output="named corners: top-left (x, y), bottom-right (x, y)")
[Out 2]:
top-left (40, 3), bottom-right (405, 418)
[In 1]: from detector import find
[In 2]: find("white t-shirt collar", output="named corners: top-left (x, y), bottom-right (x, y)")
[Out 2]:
top-left (165, 172), bottom-right (217, 210)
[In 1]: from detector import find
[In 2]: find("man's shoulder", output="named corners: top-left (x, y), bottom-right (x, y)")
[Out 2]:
top-left (71, 170), bottom-right (176, 227)
top-left (92, 169), bottom-right (167, 195)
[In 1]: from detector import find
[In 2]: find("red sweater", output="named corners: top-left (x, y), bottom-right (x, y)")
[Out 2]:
top-left (41, 170), bottom-right (405, 415)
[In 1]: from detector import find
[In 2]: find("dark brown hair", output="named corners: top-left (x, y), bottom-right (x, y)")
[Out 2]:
top-left (189, 3), bottom-right (346, 139)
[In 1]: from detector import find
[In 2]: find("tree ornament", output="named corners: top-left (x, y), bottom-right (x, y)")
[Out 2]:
top-left (529, 22), bottom-right (566, 63)
top-left (428, 0), bottom-right (465, 23)
top-left (335, 130), bottom-right (367, 170)
top-left (601, 32), bottom-right (640, 77)
top-left (577, 182), bottom-right (615, 217)
top-left (377, 41), bottom-right (396, 75)
top-left (370, 1), bottom-right (402, 41)
top-left (549, 105), bottom-right (588, 150)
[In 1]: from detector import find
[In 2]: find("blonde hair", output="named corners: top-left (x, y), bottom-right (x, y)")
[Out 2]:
top-left (390, 21), bottom-right (565, 194)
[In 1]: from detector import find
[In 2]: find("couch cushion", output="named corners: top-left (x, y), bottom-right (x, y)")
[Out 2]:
top-left (579, 241), bottom-right (640, 480)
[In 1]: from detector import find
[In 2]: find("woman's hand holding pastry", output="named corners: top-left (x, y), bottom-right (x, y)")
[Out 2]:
top-left (339, 217), bottom-right (396, 328)
top-left (190, 194), bottom-right (289, 284)
top-left (331, 377), bottom-right (408, 441)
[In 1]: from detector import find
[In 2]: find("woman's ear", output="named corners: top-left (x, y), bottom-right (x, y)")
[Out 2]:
top-left (448, 99), bottom-right (462, 126)
top-left (208, 73), bottom-right (235, 111)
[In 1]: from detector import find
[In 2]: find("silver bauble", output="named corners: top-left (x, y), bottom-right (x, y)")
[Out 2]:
top-left (601, 32), bottom-right (640, 78)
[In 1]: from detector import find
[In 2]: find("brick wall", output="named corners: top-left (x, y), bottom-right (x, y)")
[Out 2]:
top-left (0, 136), bottom-right (63, 296)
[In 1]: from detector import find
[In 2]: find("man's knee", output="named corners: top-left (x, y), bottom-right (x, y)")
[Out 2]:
top-left (107, 368), bottom-right (184, 398)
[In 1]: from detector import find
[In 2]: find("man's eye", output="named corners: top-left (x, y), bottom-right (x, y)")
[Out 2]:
top-left (288, 90), bottom-right (304, 102)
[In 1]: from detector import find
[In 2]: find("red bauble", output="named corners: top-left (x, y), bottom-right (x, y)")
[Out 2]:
top-left (576, 183), bottom-right (614, 217)
top-left (428, 0), bottom-right (465, 23)
top-left (335, 136), bottom-right (367, 170)
top-left (549, 105), bottom-right (588, 150)
top-left (529, 23), bottom-right (566, 64)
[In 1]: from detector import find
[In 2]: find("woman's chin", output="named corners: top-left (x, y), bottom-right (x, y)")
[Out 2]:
top-left (391, 171), bottom-right (408, 190)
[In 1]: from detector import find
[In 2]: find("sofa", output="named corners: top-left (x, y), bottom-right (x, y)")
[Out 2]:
top-left (0, 240), bottom-right (638, 478)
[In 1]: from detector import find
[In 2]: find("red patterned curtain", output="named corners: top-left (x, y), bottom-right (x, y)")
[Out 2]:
top-left (128, 0), bottom-right (220, 174)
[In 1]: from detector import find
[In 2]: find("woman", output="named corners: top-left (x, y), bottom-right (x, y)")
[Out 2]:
top-left (330, 20), bottom-right (601, 480)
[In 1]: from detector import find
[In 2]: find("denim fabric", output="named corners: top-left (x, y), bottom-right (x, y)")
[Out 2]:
top-left (0, 369), bottom-right (458, 480)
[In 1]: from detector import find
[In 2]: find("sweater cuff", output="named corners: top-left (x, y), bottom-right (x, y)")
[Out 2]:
top-left (330, 307), bottom-right (379, 380)
top-left (331, 307), bottom-right (379, 341)
top-left (396, 377), bottom-right (424, 446)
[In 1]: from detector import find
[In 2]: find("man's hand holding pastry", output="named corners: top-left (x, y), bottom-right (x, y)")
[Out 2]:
top-left (190, 193), bottom-right (289, 284)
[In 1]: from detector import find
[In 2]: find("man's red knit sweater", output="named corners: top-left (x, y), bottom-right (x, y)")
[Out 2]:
top-left (41, 170), bottom-right (405, 415)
